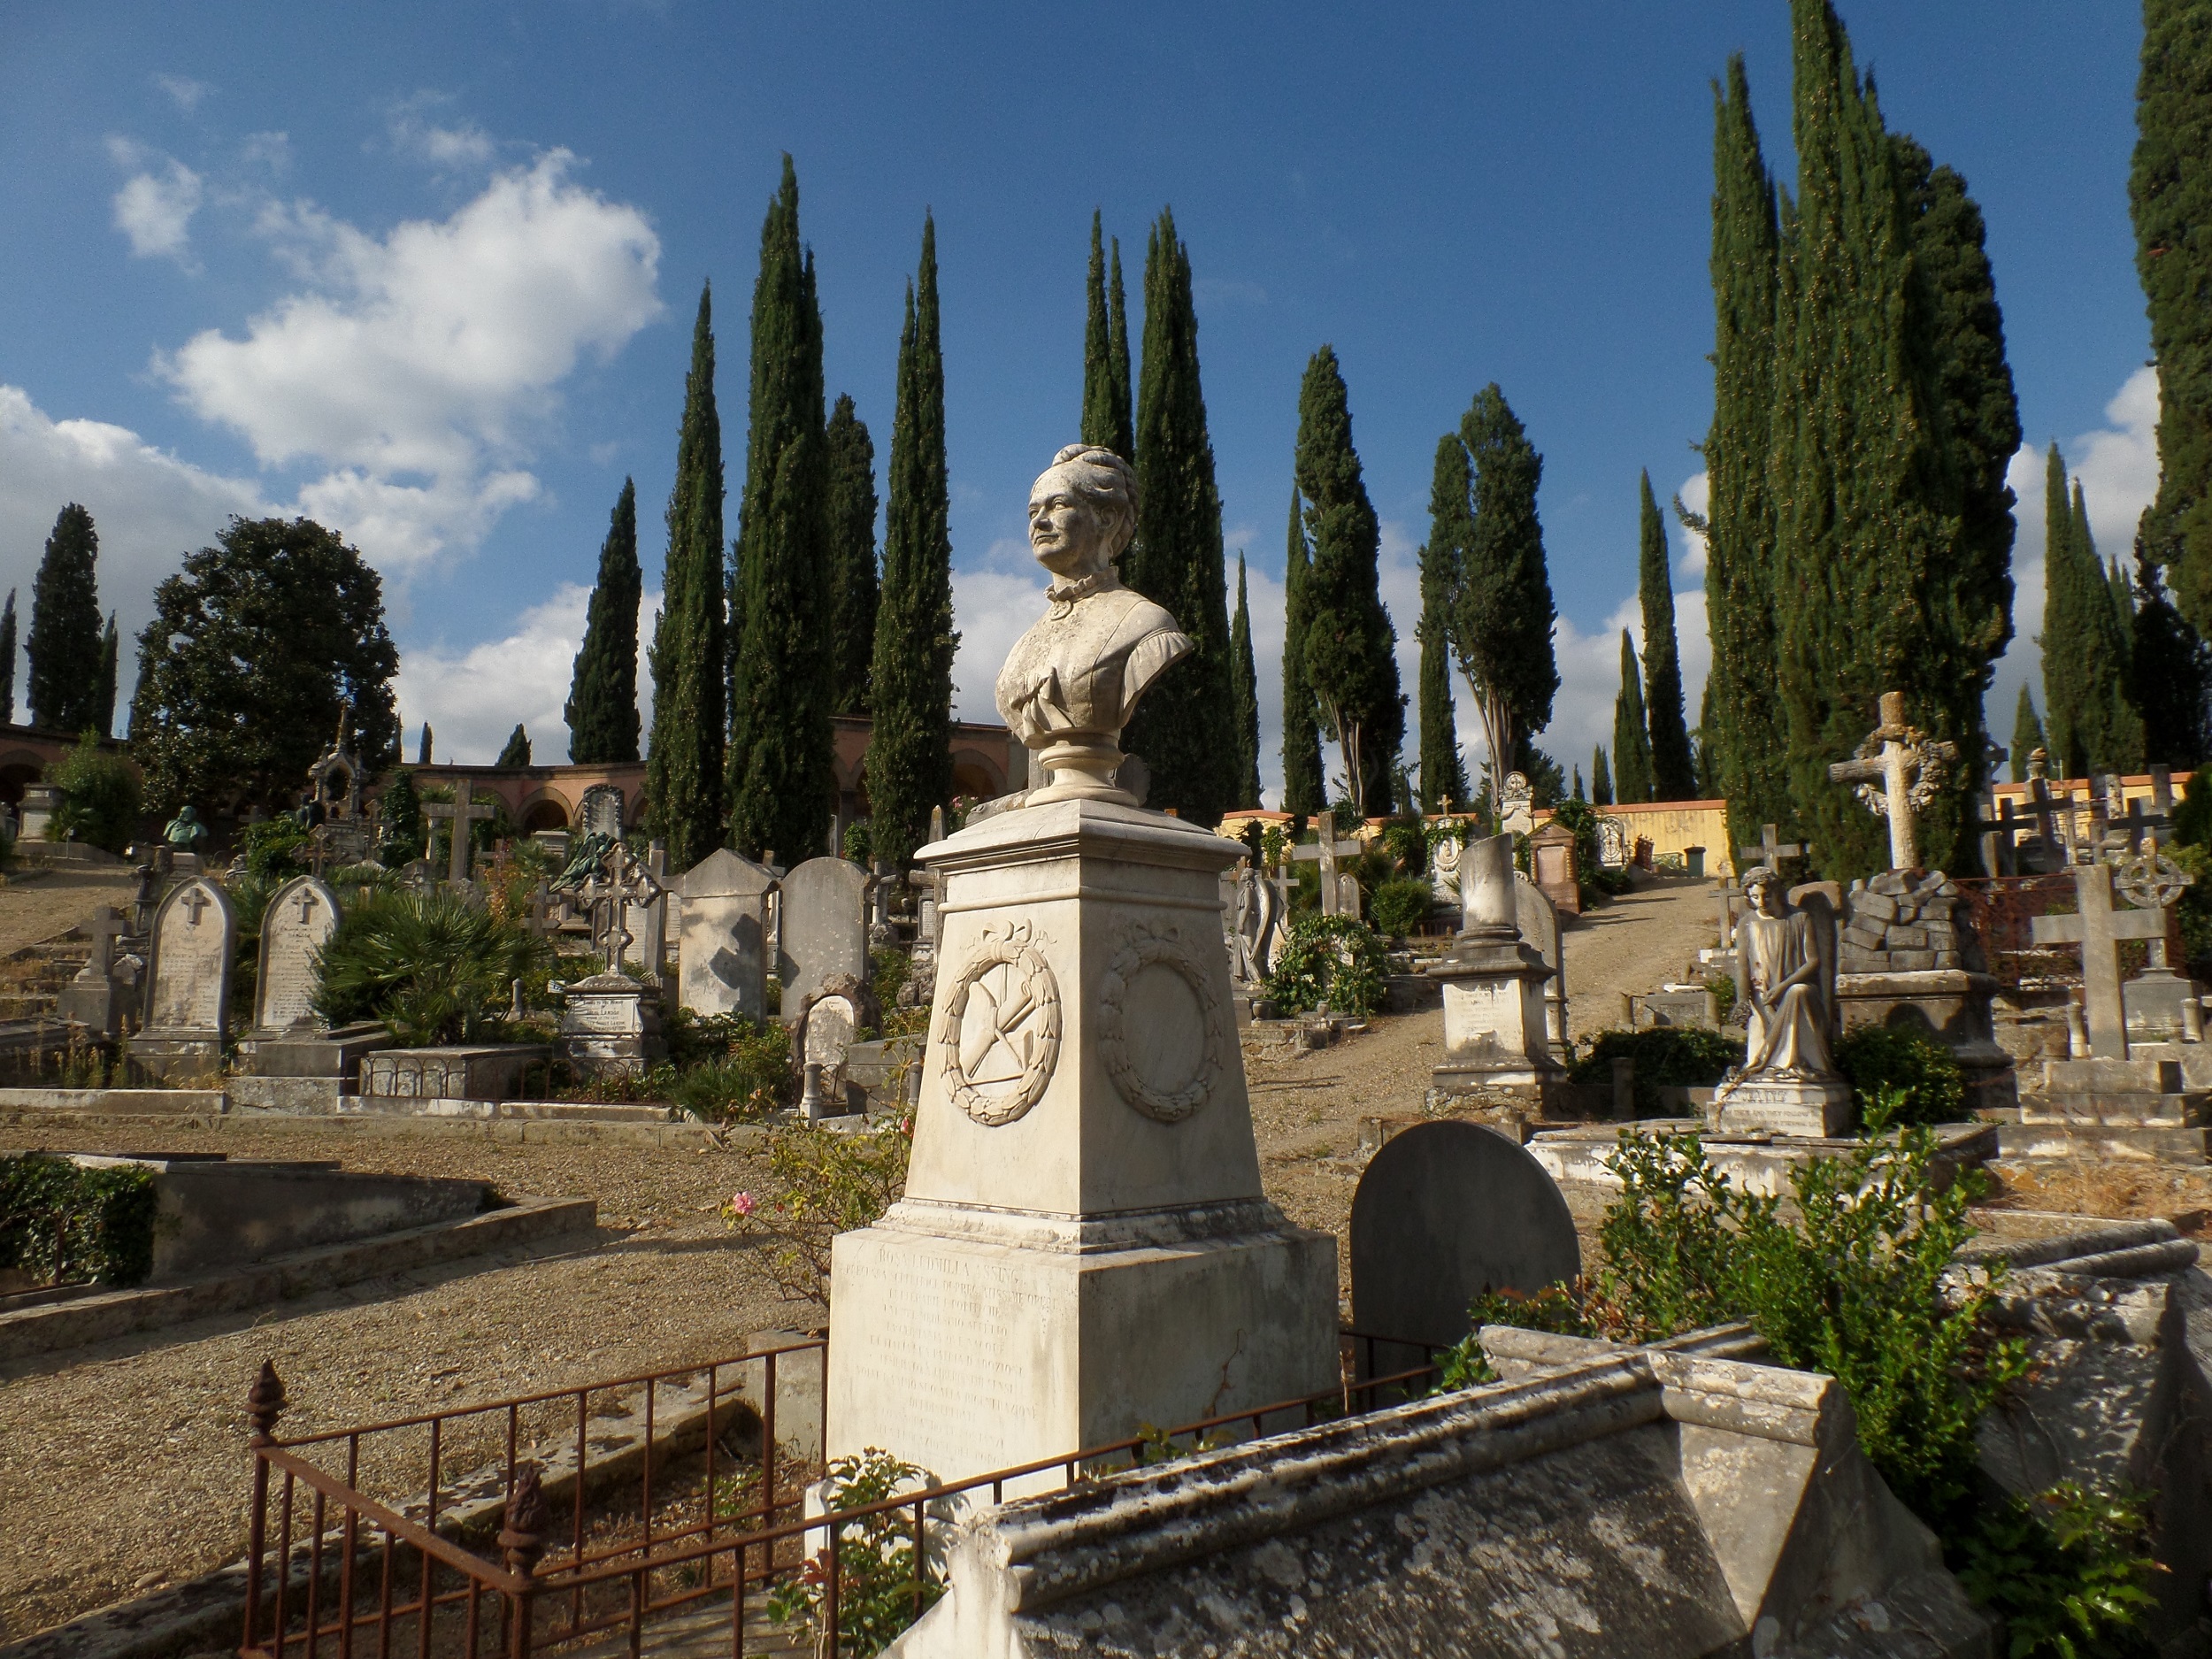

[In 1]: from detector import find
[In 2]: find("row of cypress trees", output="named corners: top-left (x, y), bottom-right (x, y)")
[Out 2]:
top-left (1700, 0), bottom-right (2022, 879)
top-left (10, 503), bottom-right (119, 737)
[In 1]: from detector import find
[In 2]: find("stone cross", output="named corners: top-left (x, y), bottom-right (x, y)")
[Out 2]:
top-left (422, 778), bottom-right (495, 885)
top-left (1735, 823), bottom-right (1805, 875)
top-left (522, 879), bottom-right (559, 940)
top-left (1292, 829), bottom-right (1364, 918)
top-left (181, 887), bottom-right (212, 926)
top-left (2030, 860), bottom-right (2170, 1060)
top-left (79, 906), bottom-right (127, 980)
top-left (1826, 691), bottom-right (1956, 872)
top-left (571, 841), bottom-right (664, 976)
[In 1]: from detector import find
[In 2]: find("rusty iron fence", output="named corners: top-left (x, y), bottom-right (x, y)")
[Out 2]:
top-left (241, 1332), bottom-right (1441, 1659)
top-left (1951, 873), bottom-right (2174, 991)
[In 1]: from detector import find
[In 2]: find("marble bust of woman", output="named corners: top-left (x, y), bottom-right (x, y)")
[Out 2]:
top-left (995, 444), bottom-right (1192, 805)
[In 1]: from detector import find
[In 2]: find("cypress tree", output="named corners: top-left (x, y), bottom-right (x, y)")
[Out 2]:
top-left (1571, 764), bottom-right (1586, 803)
top-left (1694, 678), bottom-right (1719, 797)
top-left (1613, 631), bottom-right (1655, 804)
top-left (94, 615), bottom-right (118, 737)
top-left (1079, 214), bottom-right (1133, 460)
top-left (728, 157), bottom-right (833, 863)
top-left (865, 217), bottom-right (958, 868)
top-left (497, 724), bottom-right (532, 767)
top-left (645, 282), bottom-right (729, 869)
top-left (1294, 345), bottom-right (1401, 818)
top-left (1449, 387), bottom-right (1558, 809)
top-left (2044, 447), bottom-right (2143, 779)
top-left (1419, 435), bottom-right (1472, 813)
top-left (565, 479), bottom-right (643, 764)
top-left (2010, 685), bottom-right (2044, 782)
top-left (27, 503), bottom-right (103, 733)
top-left (1638, 472), bottom-right (1695, 799)
top-left (2133, 0), bottom-right (2212, 634)
top-left (1228, 555), bottom-right (1263, 809)
top-left (418, 723), bottom-right (433, 764)
top-left (1279, 485), bottom-right (1325, 817)
top-left (1124, 209), bottom-right (1238, 825)
top-left (826, 396), bottom-right (879, 715)
top-left (2132, 534), bottom-right (2212, 767)
top-left (1703, 57), bottom-right (1793, 856)
top-left (0, 590), bottom-right (15, 724)
top-left (1592, 745), bottom-right (1614, 807)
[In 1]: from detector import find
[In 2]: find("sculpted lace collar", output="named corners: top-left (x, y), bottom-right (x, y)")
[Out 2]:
top-left (1044, 571), bottom-right (1118, 615)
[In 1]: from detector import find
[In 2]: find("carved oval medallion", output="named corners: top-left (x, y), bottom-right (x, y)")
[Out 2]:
top-left (1098, 923), bottom-right (1225, 1124)
top-left (937, 924), bottom-right (1062, 1126)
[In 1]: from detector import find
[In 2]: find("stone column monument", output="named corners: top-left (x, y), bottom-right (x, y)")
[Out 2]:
top-left (1425, 833), bottom-right (1564, 1100)
top-left (827, 446), bottom-right (1338, 1491)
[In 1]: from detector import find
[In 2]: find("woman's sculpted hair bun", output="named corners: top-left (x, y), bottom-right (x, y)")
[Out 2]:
top-left (1041, 444), bottom-right (1141, 562)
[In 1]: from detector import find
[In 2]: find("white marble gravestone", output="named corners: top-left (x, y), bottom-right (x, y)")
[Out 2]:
top-left (778, 856), bottom-right (869, 1012)
top-left (127, 876), bottom-right (235, 1083)
top-left (1515, 872), bottom-right (1569, 1059)
top-left (676, 848), bottom-right (778, 1019)
top-left (255, 875), bottom-right (339, 1033)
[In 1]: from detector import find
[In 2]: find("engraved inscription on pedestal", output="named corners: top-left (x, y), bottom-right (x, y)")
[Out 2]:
top-left (938, 923), bottom-right (1062, 1126)
top-left (1099, 922), bottom-right (1223, 1124)
top-left (839, 1247), bottom-right (1057, 1438)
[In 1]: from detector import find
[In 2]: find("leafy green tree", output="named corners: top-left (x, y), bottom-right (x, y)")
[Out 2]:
top-left (1637, 473), bottom-right (1694, 799)
top-left (2009, 686), bottom-right (2045, 782)
top-left (826, 396), bottom-right (879, 716)
top-left (27, 503), bottom-right (103, 733)
top-left (2043, 447), bottom-right (2143, 778)
top-left (2133, 0), bottom-right (2212, 635)
top-left (1592, 744), bottom-right (1614, 807)
top-left (2131, 536), bottom-right (2212, 767)
top-left (377, 767), bottom-right (422, 866)
top-left (565, 479), bottom-right (642, 764)
top-left (646, 282), bottom-right (729, 868)
top-left (865, 217), bottom-right (958, 867)
top-left (1228, 555), bottom-right (1263, 810)
top-left (1613, 631), bottom-right (1655, 804)
top-left (1079, 214), bottom-right (1135, 461)
top-left (1701, 57), bottom-right (1793, 855)
top-left (1124, 209), bottom-right (1237, 826)
top-left (1419, 435), bottom-right (1471, 813)
top-left (1449, 386), bottom-right (1558, 810)
top-left (496, 724), bottom-right (532, 767)
top-left (47, 733), bottom-right (142, 853)
top-left (1294, 346), bottom-right (1400, 818)
top-left (0, 590), bottom-right (15, 724)
top-left (93, 615), bottom-right (118, 739)
top-left (728, 157), bottom-right (833, 864)
top-left (128, 517), bottom-right (399, 818)
top-left (1280, 486), bottom-right (1325, 818)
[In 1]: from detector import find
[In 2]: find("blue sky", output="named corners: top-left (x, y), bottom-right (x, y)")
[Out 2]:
top-left (0, 2), bottom-right (2157, 797)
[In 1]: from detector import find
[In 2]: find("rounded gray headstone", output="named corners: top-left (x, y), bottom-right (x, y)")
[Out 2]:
top-left (1350, 1121), bottom-right (1580, 1349)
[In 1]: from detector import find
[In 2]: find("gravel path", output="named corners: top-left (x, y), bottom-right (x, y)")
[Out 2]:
top-left (0, 867), bottom-right (137, 958)
top-left (1559, 874), bottom-right (1723, 1038)
top-left (0, 1125), bottom-right (795, 1641)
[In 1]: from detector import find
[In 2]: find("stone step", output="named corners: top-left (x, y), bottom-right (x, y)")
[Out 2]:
top-left (1995, 1121), bottom-right (2212, 1164)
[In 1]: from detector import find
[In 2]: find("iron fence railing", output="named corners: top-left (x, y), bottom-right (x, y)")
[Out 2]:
top-left (241, 1331), bottom-right (1442, 1659)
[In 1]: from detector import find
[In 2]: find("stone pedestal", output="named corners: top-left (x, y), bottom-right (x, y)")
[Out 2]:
top-left (1425, 934), bottom-right (1564, 1098)
top-left (560, 975), bottom-right (664, 1076)
top-left (232, 1022), bottom-right (392, 1111)
top-left (126, 1033), bottom-right (225, 1087)
top-left (1836, 969), bottom-right (2017, 1112)
top-left (1716, 1076), bottom-right (1855, 1138)
top-left (2124, 969), bottom-right (2204, 1042)
top-left (17, 785), bottom-right (61, 842)
top-left (360, 1045), bottom-right (549, 1102)
top-left (58, 972), bottom-right (136, 1041)
top-left (2007, 1055), bottom-right (2211, 1164)
top-left (826, 798), bottom-right (1339, 1492)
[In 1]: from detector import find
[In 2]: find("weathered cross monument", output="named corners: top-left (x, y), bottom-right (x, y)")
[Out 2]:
top-left (1290, 826), bottom-right (1363, 918)
top-left (826, 446), bottom-right (1337, 1489)
top-left (421, 778), bottom-right (495, 886)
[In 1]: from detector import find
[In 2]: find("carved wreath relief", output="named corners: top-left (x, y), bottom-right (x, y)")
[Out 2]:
top-left (937, 922), bottom-right (1062, 1125)
top-left (1098, 921), bottom-right (1225, 1123)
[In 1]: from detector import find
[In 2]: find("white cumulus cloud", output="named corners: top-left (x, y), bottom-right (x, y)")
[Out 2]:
top-left (394, 581), bottom-right (663, 764)
top-left (107, 139), bottom-right (204, 265)
top-left (153, 74), bottom-right (212, 113)
top-left (157, 150), bottom-right (661, 570)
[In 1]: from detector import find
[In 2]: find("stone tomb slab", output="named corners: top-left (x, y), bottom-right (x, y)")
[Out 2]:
top-left (675, 847), bottom-right (777, 1018)
top-left (254, 874), bottom-right (339, 1033)
top-left (778, 856), bottom-right (869, 1012)
top-left (1349, 1119), bottom-right (1580, 1374)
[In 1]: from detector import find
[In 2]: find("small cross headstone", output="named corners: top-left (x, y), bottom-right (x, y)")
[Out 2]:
top-left (422, 777), bottom-right (496, 886)
top-left (256, 875), bottom-right (340, 1032)
top-left (1735, 823), bottom-right (1805, 876)
top-left (141, 877), bottom-right (235, 1036)
top-left (78, 906), bottom-right (127, 981)
top-left (1293, 828), bottom-right (1363, 918)
top-left (2030, 860), bottom-right (2170, 1060)
top-left (1826, 691), bottom-right (1956, 872)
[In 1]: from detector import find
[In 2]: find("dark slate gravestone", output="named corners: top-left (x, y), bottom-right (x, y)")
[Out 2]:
top-left (1349, 1121), bottom-right (1581, 1381)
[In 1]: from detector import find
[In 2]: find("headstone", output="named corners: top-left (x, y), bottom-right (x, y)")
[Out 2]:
top-left (1336, 870), bottom-right (1363, 919)
top-left (127, 877), bottom-right (235, 1084)
top-left (626, 840), bottom-right (669, 981)
top-left (421, 777), bottom-right (495, 885)
top-left (18, 785), bottom-right (62, 842)
top-left (677, 848), bottom-right (779, 1019)
top-left (255, 875), bottom-right (340, 1033)
top-left (2032, 854), bottom-right (2178, 1060)
top-left (1498, 772), bottom-right (1534, 836)
top-left (798, 985), bottom-right (864, 1120)
top-left (1292, 829), bottom-right (1363, 918)
top-left (1825, 690), bottom-right (1956, 872)
top-left (1735, 822), bottom-right (1806, 879)
top-left (57, 907), bottom-right (135, 1039)
top-left (779, 856), bottom-right (869, 1012)
top-left (578, 783), bottom-right (625, 840)
top-left (1527, 818), bottom-right (1580, 915)
top-left (1430, 833), bottom-right (1563, 1098)
top-left (1429, 832), bottom-right (1463, 902)
top-left (1349, 1121), bottom-right (1580, 1370)
top-left (560, 972), bottom-right (664, 1076)
top-left (1513, 872), bottom-right (1568, 1056)
top-left (1595, 817), bottom-right (1629, 868)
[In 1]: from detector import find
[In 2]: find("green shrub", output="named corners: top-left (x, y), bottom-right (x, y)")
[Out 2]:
top-left (842, 818), bottom-right (873, 864)
top-left (1266, 912), bottom-right (1390, 1016)
top-left (313, 887), bottom-right (549, 1046)
top-left (724, 1120), bottom-right (911, 1302)
top-left (237, 817), bottom-right (311, 878)
top-left (2172, 764), bottom-right (2212, 848)
top-left (1956, 1483), bottom-right (2160, 1658)
top-left (47, 736), bottom-right (142, 855)
top-left (1834, 1025), bottom-right (1969, 1125)
top-left (1369, 877), bottom-right (1438, 937)
top-left (766, 1448), bottom-right (941, 1655)
top-left (0, 1153), bottom-right (160, 1286)
top-left (1570, 1026), bottom-right (1744, 1118)
top-left (870, 947), bottom-right (910, 1016)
